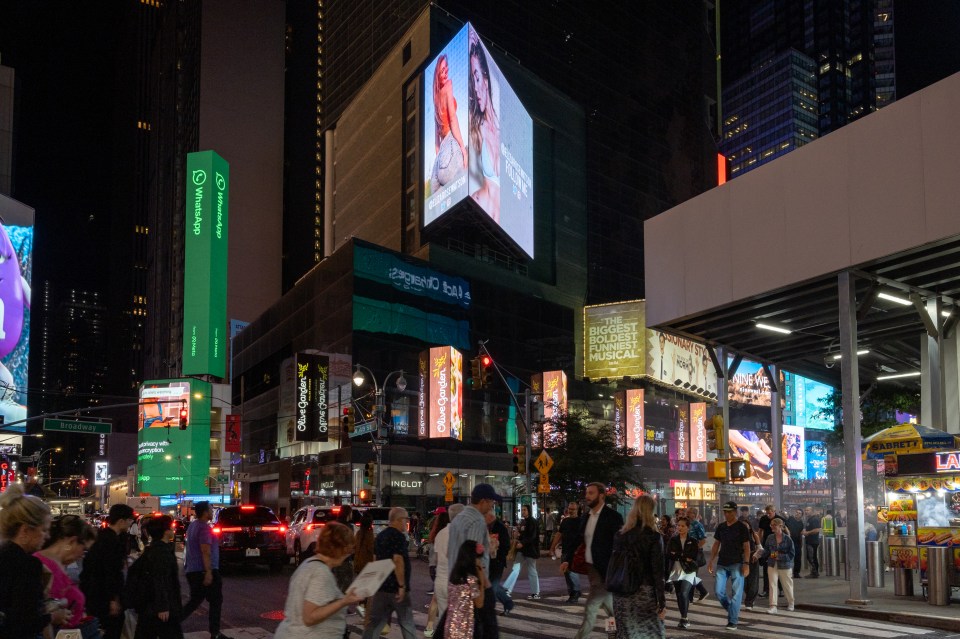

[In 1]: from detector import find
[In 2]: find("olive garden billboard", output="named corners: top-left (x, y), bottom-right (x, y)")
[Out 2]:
top-left (419, 346), bottom-right (463, 439)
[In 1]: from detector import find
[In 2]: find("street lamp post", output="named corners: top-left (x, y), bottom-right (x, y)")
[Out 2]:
top-left (34, 447), bottom-right (62, 483)
top-left (352, 365), bottom-right (407, 506)
top-left (165, 453), bottom-right (192, 515)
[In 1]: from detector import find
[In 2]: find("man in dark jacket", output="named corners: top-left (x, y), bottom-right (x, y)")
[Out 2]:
top-left (80, 503), bottom-right (134, 639)
top-left (136, 514), bottom-right (184, 639)
top-left (785, 509), bottom-right (805, 578)
top-left (560, 482), bottom-right (624, 639)
top-left (486, 510), bottom-right (513, 614)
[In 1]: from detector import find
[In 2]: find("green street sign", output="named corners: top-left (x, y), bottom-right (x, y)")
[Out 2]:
top-left (349, 420), bottom-right (378, 438)
top-left (43, 419), bottom-right (112, 435)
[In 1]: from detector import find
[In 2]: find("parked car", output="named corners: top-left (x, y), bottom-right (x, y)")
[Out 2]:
top-left (286, 505), bottom-right (362, 565)
top-left (212, 505), bottom-right (288, 571)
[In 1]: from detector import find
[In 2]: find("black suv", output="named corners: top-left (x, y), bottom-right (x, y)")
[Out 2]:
top-left (212, 505), bottom-right (287, 570)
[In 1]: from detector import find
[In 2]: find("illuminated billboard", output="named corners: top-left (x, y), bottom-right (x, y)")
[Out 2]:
top-left (422, 23), bottom-right (534, 258)
top-left (624, 389), bottom-right (645, 456)
top-left (728, 358), bottom-right (773, 406)
top-left (787, 372), bottom-right (835, 431)
top-left (182, 150), bottom-right (229, 378)
top-left (294, 352), bottom-right (330, 442)
top-left (727, 428), bottom-right (789, 486)
top-left (0, 197), bottom-right (33, 431)
top-left (531, 370), bottom-right (567, 447)
top-left (689, 402), bottom-right (708, 462)
top-left (783, 424), bottom-right (805, 471)
top-left (420, 346), bottom-right (463, 439)
top-left (137, 378), bottom-right (212, 496)
top-left (583, 301), bottom-right (645, 380)
top-left (646, 330), bottom-right (717, 396)
top-left (94, 462), bottom-right (109, 486)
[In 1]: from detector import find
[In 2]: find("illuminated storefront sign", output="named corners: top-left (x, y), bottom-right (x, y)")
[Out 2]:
top-left (421, 346), bottom-right (463, 439)
top-left (182, 150), bottom-right (229, 378)
top-left (583, 301), bottom-right (645, 380)
top-left (354, 244), bottom-right (471, 308)
top-left (689, 402), bottom-right (707, 462)
top-left (137, 378), bottom-right (212, 495)
top-left (672, 481), bottom-right (717, 501)
top-left (935, 451), bottom-right (960, 472)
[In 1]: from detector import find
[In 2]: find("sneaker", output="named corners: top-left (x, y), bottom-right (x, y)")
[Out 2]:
top-left (427, 590), bottom-right (434, 595)
top-left (787, 605), bottom-right (795, 612)
top-left (526, 593), bottom-right (541, 600)
top-left (725, 623), bottom-right (738, 630)
top-left (742, 605), bottom-right (753, 611)
top-left (767, 607), bottom-right (777, 614)
top-left (678, 619), bottom-right (690, 629)
top-left (505, 590), bottom-right (512, 598)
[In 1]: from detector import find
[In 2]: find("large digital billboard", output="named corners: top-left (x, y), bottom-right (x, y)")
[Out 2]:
top-left (789, 373), bottom-right (835, 430)
top-left (422, 23), bottom-right (534, 258)
top-left (728, 358), bottom-right (773, 406)
top-left (137, 378), bottom-right (212, 496)
top-left (419, 346), bottom-right (463, 439)
top-left (294, 352), bottom-right (330, 442)
top-left (612, 388), bottom-right (644, 456)
top-left (727, 428), bottom-right (789, 486)
top-left (647, 330), bottom-right (717, 396)
top-left (0, 202), bottom-right (32, 431)
top-left (531, 370), bottom-right (567, 447)
top-left (689, 402), bottom-right (708, 462)
top-left (583, 301), bottom-right (645, 380)
top-left (182, 150), bottom-right (229, 378)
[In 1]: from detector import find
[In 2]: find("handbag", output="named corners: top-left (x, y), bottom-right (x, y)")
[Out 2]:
top-left (696, 548), bottom-right (706, 568)
top-left (570, 543), bottom-right (590, 575)
top-left (605, 540), bottom-right (639, 595)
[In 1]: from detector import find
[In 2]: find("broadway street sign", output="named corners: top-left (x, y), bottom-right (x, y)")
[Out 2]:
top-left (43, 418), bottom-right (113, 435)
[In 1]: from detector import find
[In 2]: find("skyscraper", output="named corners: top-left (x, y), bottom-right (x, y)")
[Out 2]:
top-left (283, 0), bottom-right (718, 303)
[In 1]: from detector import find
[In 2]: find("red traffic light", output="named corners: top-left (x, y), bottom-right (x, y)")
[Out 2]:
top-left (178, 406), bottom-right (189, 430)
top-left (481, 355), bottom-right (492, 366)
top-left (513, 446), bottom-right (520, 455)
top-left (80, 478), bottom-right (87, 486)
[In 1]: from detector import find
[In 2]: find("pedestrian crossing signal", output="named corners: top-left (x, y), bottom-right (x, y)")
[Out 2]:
top-left (729, 459), bottom-right (753, 481)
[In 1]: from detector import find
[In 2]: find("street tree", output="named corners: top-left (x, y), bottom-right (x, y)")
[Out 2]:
top-left (815, 385), bottom-right (921, 445)
top-left (535, 408), bottom-right (637, 506)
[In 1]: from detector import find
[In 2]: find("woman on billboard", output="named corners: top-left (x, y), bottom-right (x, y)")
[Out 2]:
top-left (468, 35), bottom-right (501, 223)
top-left (430, 54), bottom-right (468, 193)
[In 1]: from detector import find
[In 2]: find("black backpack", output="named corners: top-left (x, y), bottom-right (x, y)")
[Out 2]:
top-left (123, 551), bottom-right (152, 611)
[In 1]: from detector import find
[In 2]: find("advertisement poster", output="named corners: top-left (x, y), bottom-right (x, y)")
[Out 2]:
top-left (675, 405), bottom-right (690, 463)
top-left (625, 389), bottom-right (644, 456)
top-left (531, 370), bottom-right (567, 447)
top-left (424, 346), bottom-right (463, 440)
top-left (225, 414), bottom-right (241, 453)
top-left (418, 351), bottom-right (428, 438)
top-left (94, 462), bottom-right (109, 486)
top-left (727, 428), bottom-right (789, 485)
top-left (137, 379), bottom-right (212, 496)
top-left (0, 202), bottom-right (33, 431)
top-left (646, 330), bottom-right (717, 396)
top-left (583, 301), bottom-right (645, 380)
top-left (805, 440), bottom-right (828, 481)
top-left (182, 150), bottom-right (229, 378)
top-left (790, 373), bottom-right (835, 430)
top-left (783, 424), bottom-right (806, 471)
top-left (728, 358), bottom-right (773, 406)
top-left (613, 393), bottom-right (625, 449)
top-left (689, 402), bottom-right (708, 462)
top-left (423, 23), bottom-right (534, 258)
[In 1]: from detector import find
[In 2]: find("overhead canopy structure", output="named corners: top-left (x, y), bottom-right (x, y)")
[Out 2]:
top-left (644, 71), bottom-right (960, 604)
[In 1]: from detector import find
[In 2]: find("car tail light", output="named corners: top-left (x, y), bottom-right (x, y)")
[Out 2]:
top-left (170, 521), bottom-right (177, 530)
top-left (240, 505), bottom-right (256, 511)
top-left (212, 526), bottom-right (222, 535)
top-left (279, 525), bottom-right (287, 534)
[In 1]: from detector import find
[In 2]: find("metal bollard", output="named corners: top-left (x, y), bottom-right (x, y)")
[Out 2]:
top-left (894, 566), bottom-right (914, 596)
top-left (866, 540), bottom-right (884, 587)
top-left (927, 546), bottom-right (951, 606)
top-left (824, 537), bottom-right (838, 577)
top-left (838, 534), bottom-right (848, 580)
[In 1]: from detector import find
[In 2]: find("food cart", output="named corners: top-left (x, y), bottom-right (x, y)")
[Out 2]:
top-left (864, 425), bottom-right (960, 598)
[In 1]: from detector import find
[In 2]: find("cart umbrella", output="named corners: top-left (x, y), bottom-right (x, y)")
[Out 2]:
top-left (862, 423), bottom-right (960, 460)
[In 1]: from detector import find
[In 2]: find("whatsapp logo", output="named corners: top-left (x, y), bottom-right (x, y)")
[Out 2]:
top-left (192, 169), bottom-right (207, 186)
top-left (215, 172), bottom-right (226, 191)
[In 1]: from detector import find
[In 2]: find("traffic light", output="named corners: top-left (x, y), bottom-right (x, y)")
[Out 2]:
top-left (359, 488), bottom-right (372, 503)
top-left (470, 358), bottom-right (483, 389)
top-left (178, 406), bottom-right (188, 430)
top-left (729, 458), bottom-right (753, 481)
top-left (364, 460), bottom-right (377, 485)
top-left (342, 406), bottom-right (354, 433)
top-left (480, 355), bottom-right (494, 388)
top-left (707, 459), bottom-right (727, 481)
top-left (705, 414), bottom-right (725, 452)
top-left (80, 478), bottom-right (88, 491)
top-left (512, 445), bottom-right (526, 474)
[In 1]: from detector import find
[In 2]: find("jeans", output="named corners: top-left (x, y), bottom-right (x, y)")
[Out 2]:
top-left (521, 555), bottom-right (540, 594)
top-left (361, 591), bottom-right (417, 639)
top-left (714, 563), bottom-right (744, 625)
top-left (573, 566), bottom-right (613, 639)
top-left (564, 568), bottom-right (581, 595)
top-left (805, 541), bottom-right (820, 574)
top-left (501, 561), bottom-right (521, 592)
top-left (181, 570), bottom-right (223, 635)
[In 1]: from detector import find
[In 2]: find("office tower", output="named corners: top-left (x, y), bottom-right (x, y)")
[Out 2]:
top-left (0, 59), bottom-right (12, 196)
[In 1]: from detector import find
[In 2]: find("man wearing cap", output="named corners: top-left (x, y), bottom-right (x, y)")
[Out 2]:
top-left (447, 483), bottom-right (501, 639)
top-left (181, 501), bottom-right (229, 639)
top-left (560, 482), bottom-right (624, 639)
top-left (708, 501), bottom-right (752, 630)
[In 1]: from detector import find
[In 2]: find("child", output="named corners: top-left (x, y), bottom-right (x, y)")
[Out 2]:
top-left (444, 540), bottom-right (488, 639)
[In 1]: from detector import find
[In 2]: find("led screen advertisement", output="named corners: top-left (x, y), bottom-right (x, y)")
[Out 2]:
top-left (419, 346), bottom-right (463, 439)
top-left (422, 23), bottom-right (534, 258)
top-left (790, 373), bottom-right (835, 430)
top-left (647, 329), bottom-right (717, 396)
top-left (182, 150), bottom-right (229, 379)
top-left (583, 301), bottom-right (645, 380)
top-left (0, 200), bottom-right (33, 431)
top-left (137, 378), bottom-right (212, 496)
top-left (294, 352), bottom-right (330, 443)
top-left (727, 428), bottom-right (789, 485)
top-left (783, 424), bottom-right (806, 471)
top-left (612, 389), bottom-right (645, 456)
top-left (689, 402), bottom-right (708, 462)
top-left (531, 370), bottom-right (567, 447)
top-left (728, 358), bottom-right (774, 406)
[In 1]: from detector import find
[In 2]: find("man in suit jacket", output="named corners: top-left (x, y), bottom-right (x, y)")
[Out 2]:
top-left (560, 481), bottom-right (624, 639)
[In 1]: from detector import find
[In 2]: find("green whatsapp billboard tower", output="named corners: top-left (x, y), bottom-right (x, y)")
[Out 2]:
top-left (183, 151), bottom-right (229, 377)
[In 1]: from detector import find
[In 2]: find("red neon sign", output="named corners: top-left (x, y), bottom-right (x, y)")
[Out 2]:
top-left (934, 451), bottom-right (960, 472)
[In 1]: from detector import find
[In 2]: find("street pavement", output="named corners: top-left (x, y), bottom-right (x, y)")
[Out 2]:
top-left (179, 551), bottom-right (960, 639)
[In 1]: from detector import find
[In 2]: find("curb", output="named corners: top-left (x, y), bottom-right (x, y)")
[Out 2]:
top-left (796, 602), bottom-right (960, 632)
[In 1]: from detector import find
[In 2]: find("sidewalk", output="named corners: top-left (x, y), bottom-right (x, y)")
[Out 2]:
top-left (788, 570), bottom-right (960, 632)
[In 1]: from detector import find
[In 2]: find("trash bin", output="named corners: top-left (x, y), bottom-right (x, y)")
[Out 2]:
top-left (894, 567), bottom-right (914, 596)
top-left (927, 546), bottom-right (951, 606)
top-left (824, 537), bottom-right (838, 577)
top-left (866, 540), bottom-right (884, 588)
top-left (838, 534), bottom-right (848, 580)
